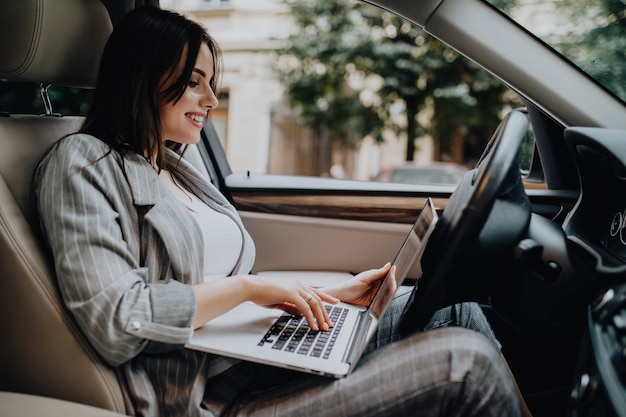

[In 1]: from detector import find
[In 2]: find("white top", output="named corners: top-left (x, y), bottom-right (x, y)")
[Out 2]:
top-left (159, 169), bottom-right (243, 281)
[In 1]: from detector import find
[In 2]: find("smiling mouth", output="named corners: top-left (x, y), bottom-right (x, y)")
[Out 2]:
top-left (186, 114), bottom-right (205, 123)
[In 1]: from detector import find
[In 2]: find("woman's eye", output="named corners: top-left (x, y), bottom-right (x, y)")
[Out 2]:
top-left (188, 80), bottom-right (200, 88)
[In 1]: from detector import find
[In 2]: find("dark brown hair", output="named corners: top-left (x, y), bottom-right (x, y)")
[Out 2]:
top-left (81, 6), bottom-right (222, 168)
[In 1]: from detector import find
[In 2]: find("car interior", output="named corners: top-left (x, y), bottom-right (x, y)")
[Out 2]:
top-left (2, 0), bottom-right (626, 416)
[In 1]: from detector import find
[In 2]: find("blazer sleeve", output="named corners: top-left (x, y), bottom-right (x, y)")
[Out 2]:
top-left (35, 136), bottom-right (196, 366)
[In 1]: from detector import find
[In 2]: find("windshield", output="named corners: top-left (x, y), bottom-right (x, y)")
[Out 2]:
top-left (487, 0), bottom-right (626, 105)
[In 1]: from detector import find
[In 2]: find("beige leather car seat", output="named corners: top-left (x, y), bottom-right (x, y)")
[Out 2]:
top-left (0, 0), bottom-right (130, 413)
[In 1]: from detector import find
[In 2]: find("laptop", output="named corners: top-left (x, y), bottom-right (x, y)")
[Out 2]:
top-left (185, 197), bottom-right (439, 378)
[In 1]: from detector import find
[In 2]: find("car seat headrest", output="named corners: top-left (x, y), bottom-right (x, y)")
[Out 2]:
top-left (0, 0), bottom-right (113, 88)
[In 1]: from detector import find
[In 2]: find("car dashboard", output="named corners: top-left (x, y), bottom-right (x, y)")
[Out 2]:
top-left (562, 127), bottom-right (626, 417)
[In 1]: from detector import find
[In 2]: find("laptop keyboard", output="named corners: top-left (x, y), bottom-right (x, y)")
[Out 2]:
top-left (258, 305), bottom-right (348, 359)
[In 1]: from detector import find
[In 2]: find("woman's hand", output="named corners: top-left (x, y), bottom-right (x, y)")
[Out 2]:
top-left (243, 276), bottom-right (340, 331)
top-left (323, 262), bottom-right (393, 307)
top-left (192, 264), bottom-right (392, 331)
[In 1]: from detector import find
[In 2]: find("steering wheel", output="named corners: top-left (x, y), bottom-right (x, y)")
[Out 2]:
top-left (399, 109), bottom-right (532, 334)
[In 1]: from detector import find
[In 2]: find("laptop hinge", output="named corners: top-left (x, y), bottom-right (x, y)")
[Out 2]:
top-left (342, 310), bottom-right (373, 365)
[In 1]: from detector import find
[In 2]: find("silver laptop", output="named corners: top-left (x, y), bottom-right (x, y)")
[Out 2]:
top-left (185, 197), bottom-right (439, 378)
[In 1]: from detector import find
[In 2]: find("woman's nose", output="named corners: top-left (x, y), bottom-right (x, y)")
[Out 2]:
top-left (203, 88), bottom-right (219, 110)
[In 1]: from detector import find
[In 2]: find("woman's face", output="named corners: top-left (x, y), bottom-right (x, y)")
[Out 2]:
top-left (160, 42), bottom-right (218, 145)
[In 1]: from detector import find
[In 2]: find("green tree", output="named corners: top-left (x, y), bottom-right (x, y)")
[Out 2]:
top-left (275, 0), bottom-right (517, 167)
top-left (275, 1), bottom-right (382, 145)
top-left (557, 0), bottom-right (626, 102)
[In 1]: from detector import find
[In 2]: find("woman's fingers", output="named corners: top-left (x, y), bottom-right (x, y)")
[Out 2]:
top-left (248, 275), bottom-right (339, 332)
top-left (357, 262), bottom-right (392, 284)
top-left (297, 289), bottom-right (332, 331)
top-left (308, 290), bottom-right (334, 330)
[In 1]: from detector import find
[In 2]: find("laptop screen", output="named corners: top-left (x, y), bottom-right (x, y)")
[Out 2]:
top-left (369, 197), bottom-right (439, 319)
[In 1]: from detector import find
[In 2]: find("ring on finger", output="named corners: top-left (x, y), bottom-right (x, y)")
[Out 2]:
top-left (305, 293), bottom-right (313, 303)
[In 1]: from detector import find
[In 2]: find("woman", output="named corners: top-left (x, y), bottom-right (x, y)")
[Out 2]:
top-left (35, 6), bottom-right (528, 417)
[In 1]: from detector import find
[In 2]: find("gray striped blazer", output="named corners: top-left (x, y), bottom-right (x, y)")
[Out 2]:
top-left (35, 133), bottom-right (255, 416)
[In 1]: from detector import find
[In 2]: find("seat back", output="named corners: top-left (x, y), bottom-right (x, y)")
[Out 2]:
top-left (0, 0), bottom-right (128, 413)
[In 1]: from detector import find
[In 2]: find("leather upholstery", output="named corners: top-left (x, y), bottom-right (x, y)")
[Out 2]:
top-left (0, 0), bottom-right (112, 87)
top-left (0, 0), bottom-right (129, 413)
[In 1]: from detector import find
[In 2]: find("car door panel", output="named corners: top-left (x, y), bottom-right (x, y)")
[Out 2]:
top-left (225, 176), bottom-right (450, 223)
top-left (241, 210), bottom-right (412, 276)
top-left (225, 174), bottom-right (444, 277)
top-left (225, 176), bottom-right (578, 283)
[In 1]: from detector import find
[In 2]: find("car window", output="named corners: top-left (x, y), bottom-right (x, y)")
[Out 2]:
top-left (485, 0), bottom-right (626, 105)
top-left (162, 0), bottom-right (526, 187)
